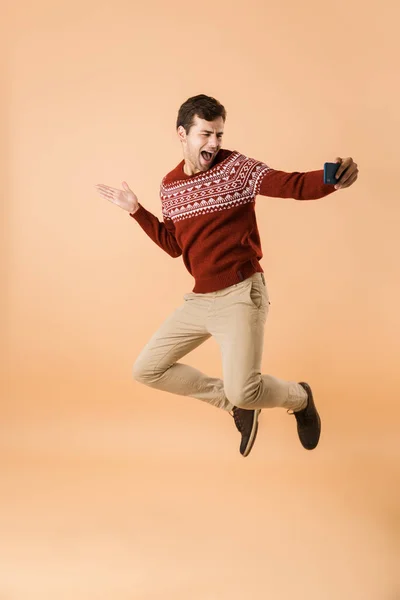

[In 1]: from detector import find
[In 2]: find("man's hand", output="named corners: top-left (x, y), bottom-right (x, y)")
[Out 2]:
top-left (334, 157), bottom-right (359, 190)
top-left (95, 181), bottom-right (140, 214)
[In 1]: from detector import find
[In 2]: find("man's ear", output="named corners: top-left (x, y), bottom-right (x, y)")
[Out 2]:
top-left (177, 126), bottom-right (186, 143)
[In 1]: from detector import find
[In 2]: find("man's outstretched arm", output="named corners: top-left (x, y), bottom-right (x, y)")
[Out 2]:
top-left (130, 204), bottom-right (182, 258)
top-left (258, 157), bottom-right (359, 200)
top-left (95, 181), bottom-right (182, 258)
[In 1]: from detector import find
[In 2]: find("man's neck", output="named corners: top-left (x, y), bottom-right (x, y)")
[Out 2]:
top-left (183, 160), bottom-right (200, 177)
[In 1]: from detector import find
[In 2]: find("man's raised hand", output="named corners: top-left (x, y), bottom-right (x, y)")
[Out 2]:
top-left (334, 157), bottom-right (359, 190)
top-left (95, 181), bottom-right (139, 214)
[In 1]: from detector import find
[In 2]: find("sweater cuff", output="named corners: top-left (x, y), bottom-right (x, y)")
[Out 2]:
top-left (129, 203), bottom-right (146, 221)
top-left (316, 170), bottom-right (337, 196)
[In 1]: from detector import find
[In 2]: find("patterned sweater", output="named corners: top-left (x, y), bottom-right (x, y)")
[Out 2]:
top-left (130, 149), bottom-right (336, 293)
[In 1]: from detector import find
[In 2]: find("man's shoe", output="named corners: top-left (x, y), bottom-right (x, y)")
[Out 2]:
top-left (292, 382), bottom-right (321, 450)
top-left (231, 407), bottom-right (261, 457)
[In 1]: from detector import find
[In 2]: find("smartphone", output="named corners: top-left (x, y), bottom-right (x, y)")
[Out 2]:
top-left (324, 162), bottom-right (340, 185)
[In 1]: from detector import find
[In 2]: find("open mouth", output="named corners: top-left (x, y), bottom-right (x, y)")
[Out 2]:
top-left (201, 151), bottom-right (214, 164)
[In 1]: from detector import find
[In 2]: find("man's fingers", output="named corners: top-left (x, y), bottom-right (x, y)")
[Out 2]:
top-left (340, 172), bottom-right (358, 188)
top-left (95, 187), bottom-right (117, 203)
top-left (95, 184), bottom-right (121, 194)
top-left (336, 157), bottom-right (350, 180)
top-left (335, 157), bottom-right (355, 181)
top-left (335, 157), bottom-right (357, 183)
top-left (336, 160), bottom-right (358, 187)
top-left (95, 184), bottom-right (124, 203)
top-left (334, 157), bottom-right (342, 179)
top-left (95, 185), bottom-right (113, 197)
top-left (337, 166), bottom-right (353, 186)
top-left (335, 171), bottom-right (358, 189)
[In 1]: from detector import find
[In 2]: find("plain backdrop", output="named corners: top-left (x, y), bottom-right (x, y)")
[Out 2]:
top-left (2, 0), bottom-right (400, 598)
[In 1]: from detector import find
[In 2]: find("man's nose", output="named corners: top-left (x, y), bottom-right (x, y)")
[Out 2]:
top-left (209, 136), bottom-right (219, 149)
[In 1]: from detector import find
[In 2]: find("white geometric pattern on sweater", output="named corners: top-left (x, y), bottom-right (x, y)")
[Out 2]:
top-left (161, 151), bottom-right (272, 223)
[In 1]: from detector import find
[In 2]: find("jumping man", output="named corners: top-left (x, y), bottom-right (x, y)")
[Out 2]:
top-left (95, 94), bottom-right (358, 457)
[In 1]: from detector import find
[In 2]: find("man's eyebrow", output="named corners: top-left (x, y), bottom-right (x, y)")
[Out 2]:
top-left (201, 129), bottom-right (224, 134)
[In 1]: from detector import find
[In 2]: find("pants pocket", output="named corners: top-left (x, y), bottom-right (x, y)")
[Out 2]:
top-left (248, 276), bottom-right (270, 309)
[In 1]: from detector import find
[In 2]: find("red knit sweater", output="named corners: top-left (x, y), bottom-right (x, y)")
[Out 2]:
top-left (130, 149), bottom-right (336, 293)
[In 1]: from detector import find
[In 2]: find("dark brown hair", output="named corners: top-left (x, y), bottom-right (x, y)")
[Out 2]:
top-left (176, 94), bottom-right (227, 134)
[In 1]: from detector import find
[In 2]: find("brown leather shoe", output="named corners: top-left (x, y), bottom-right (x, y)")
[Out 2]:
top-left (231, 407), bottom-right (261, 457)
top-left (292, 382), bottom-right (321, 450)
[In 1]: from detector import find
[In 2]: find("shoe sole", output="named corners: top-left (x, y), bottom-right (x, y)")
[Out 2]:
top-left (242, 409), bottom-right (261, 457)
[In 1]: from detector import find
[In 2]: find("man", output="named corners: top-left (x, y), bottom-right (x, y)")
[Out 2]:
top-left (95, 94), bottom-right (358, 457)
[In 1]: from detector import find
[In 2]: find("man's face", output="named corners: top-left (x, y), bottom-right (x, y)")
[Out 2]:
top-left (178, 115), bottom-right (225, 175)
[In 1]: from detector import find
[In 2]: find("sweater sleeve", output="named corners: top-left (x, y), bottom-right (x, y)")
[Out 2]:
top-left (258, 168), bottom-right (337, 200)
top-left (129, 203), bottom-right (182, 258)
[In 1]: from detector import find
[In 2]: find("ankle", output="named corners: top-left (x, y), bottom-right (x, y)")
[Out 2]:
top-left (294, 388), bottom-right (308, 412)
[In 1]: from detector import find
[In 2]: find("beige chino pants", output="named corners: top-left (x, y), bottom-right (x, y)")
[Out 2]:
top-left (132, 273), bottom-right (307, 413)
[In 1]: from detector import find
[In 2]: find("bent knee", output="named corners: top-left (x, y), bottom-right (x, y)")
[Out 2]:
top-left (224, 391), bottom-right (247, 409)
top-left (225, 387), bottom-right (258, 409)
top-left (230, 397), bottom-right (252, 409)
top-left (132, 359), bottom-right (149, 383)
top-left (132, 358), bottom-right (165, 384)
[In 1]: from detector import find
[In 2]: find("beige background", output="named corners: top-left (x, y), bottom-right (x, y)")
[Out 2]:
top-left (2, 0), bottom-right (400, 598)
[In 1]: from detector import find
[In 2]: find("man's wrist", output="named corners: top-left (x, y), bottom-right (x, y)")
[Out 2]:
top-left (130, 204), bottom-right (140, 216)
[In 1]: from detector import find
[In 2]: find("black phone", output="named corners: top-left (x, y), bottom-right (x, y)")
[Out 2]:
top-left (324, 162), bottom-right (340, 185)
